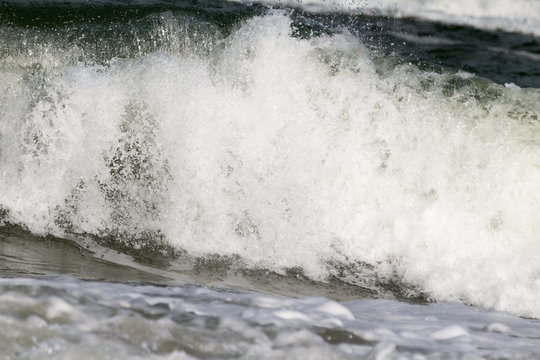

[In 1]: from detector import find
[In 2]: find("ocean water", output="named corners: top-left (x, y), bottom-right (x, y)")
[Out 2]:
top-left (1, 0), bottom-right (540, 358)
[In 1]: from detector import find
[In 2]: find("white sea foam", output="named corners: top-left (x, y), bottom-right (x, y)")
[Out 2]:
top-left (234, 0), bottom-right (540, 37)
top-left (1, 12), bottom-right (540, 318)
top-left (0, 277), bottom-right (539, 359)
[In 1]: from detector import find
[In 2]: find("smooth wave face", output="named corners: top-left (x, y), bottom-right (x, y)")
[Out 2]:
top-left (1, 1), bottom-right (540, 318)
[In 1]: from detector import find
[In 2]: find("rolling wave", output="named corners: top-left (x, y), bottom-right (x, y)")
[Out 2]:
top-left (1, 3), bottom-right (540, 317)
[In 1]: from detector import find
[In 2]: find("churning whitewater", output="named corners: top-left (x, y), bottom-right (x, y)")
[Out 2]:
top-left (2, 4), bottom-right (540, 317)
top-left (1, 0), bottom-right (540, 357)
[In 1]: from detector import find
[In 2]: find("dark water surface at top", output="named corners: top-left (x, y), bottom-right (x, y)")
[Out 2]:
top-left (1, 0), bottom-right (539, 87)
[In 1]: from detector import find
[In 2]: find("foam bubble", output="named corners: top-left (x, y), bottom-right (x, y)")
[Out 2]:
top-left (430, 325), bottom-right (469, 340)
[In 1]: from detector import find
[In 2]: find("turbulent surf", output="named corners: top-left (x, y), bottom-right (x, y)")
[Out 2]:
top-left (1, 0), bottom-right (540, 358)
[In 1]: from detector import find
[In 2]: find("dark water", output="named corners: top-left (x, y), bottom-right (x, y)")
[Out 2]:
top-left (1, 0), bottom-right (539, 86)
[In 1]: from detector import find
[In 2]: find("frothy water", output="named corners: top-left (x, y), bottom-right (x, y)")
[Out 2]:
top-left (1, 277), bottom-right (539, 359)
